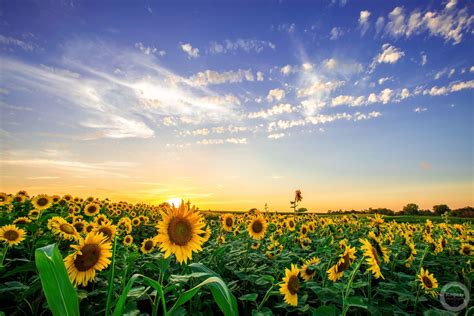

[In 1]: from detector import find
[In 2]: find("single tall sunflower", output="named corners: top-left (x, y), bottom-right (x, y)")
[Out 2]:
top-left (279, 264), bottom-right (300, 306)
top-left (0, 224), bottom-right (26, 247)
top-left (247, 215), bottom-right (267, 240)
top-left (154, 203), bottom-right (205, 264)
top-left (64, 232), bottom-right (112, 287)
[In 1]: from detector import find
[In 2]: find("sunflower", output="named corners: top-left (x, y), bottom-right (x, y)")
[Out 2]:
top-left (300, 224), bottom-right (309, 236)
top-left (0, 192), bottom-right (11, 206)
top-left (94, 214), bottom-right (111, 226)
top-left (247, 215), bottom-right (267, 240)
top-left (131, 217), bottom-right (141, 226)
top-left (154, 203), bottom-right (205, 264)
top-left (405, 242), bottom-right (417, 268)
top-left (0, 224), bottom-right (26, 247)
top-left (221, 214), bottom-right (234, 232)
top-left (141, 238), bottom-right (155, 253)
top-left (417, 268), bottom-right (439, 297)
top-left (460, 243), bottom-right (473, 256)
top-left (327, 246), bottom-right (356, 282)
top-left (360, 238), bottom-right (384, 279)
top-left (300, 257), bottom-right (320, 281)
top-left (84, 202), bottom-right (100, 217)
top-left (300, 237), bottom-right (312, 250)
top-left (13, 217), bottom-right (31, 225)
top-left (49, 217), bottom-right (80, 241)
top-left (73, 220), bottom-right (86, 234)
top-left (85, 223), bottom-right (96, 233)
top-left (64, 232), bottom-right (112, 287)
top-left (93, 223), bottom-right (117, 241)
top-left (123, 235), bottom-right (133, 247)
top-left (285, 218), bottom-right (296, 231)
top-left (251, 241), bottom-right (261, 250)
top-left (201, 226), bottom-right (212, 243)
top-left (279, 264), bottom-right (300, 306)
top-left (31, 194), bottom-right (53, 211)
top-left (28, 209), bottom-right (41, 220)
top-left (63, 194), bottom-right (73, 201)
top-left (12, 194), bottom-right (26, 203)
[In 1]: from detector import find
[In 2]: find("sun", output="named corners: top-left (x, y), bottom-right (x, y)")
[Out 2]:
top-left (166, 198), bottom-right (182, 207)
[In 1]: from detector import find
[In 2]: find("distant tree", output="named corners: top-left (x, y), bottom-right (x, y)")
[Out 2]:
top-left (452, 207), bottom-right (474, 218)
top-left (296, 207), bottom-right (308, 213)
top-left (433, 204), bottom-right (451, 215)
top-left (402, 203), bottom-right (419, 215)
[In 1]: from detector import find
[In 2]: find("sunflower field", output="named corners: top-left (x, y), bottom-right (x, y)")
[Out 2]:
top-left (0, 191), bottom-right (472, 315)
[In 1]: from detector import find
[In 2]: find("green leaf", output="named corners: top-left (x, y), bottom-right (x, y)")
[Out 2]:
top-left (112, 274), bottom-right (165, 316)
top-left (344, 296), bottom-right (368, 310)
top-left (312, 304), bottom-right (338, 316)
top-left (239, 293), bottom-right (258, 302)
top-left (35, 244), bottom-right (80, 316)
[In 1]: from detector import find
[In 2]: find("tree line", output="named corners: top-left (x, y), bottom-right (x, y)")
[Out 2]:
top-left (326, 204), bottom-right (473, 218)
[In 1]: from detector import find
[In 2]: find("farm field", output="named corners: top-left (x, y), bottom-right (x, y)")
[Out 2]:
top-left (0, 192), bottom-right (472, 315)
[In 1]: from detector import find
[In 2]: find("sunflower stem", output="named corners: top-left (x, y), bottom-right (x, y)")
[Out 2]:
top-left (342, 258), bottom-right (363, 316)
top-left (105, 236), bottom-right (117, 316)
top-left (0, 245), bottom-right (7, 269)
top-left (257, 284), bottom-right (274, 311)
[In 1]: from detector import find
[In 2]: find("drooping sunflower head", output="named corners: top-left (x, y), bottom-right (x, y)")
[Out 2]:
top-left (31, 194), bottom-right (53, 211)
top-left (201, 226), bottom-right (212, 243)
top-left (460, 243), bottom-right (473, 256)
top-left (64, 232), bottom-right (112, 287)
top-left (48, 217), bottom-right (80, 241)
top-left (300, 237), bottom-right (312, 250)
top-left (141, 238), bottom-right (155, 253)
top-left (0, 224), bottom-right (26, 247)
top-left (13, 217), bottom-right (32, 225)
top-left (300, 257), bottom-right (320, 281)
top-left (279, 264), bottom-right (300, 306)
top-left (359, 238), bottom-right (384, 279)
top-left (247, 215), bottom-right (267, 240)
top-left (417, 268), bottom-right (439, 297)
top-left (154, 202), bottom-right (205, 264)
top-left (327, 246), bottom-right (356, 282)
top-left (221, 214), bottom-right (234, 232)
top-left (84, 202), bottom-right (100, 217)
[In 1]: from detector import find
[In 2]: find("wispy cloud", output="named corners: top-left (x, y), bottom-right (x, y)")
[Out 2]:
top-left (208, 38), bottom-right (275, 54)
top-left (180, 42), bottom-right (200, 58)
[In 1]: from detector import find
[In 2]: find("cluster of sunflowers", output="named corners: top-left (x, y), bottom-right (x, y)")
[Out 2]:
top-left (0, 191), bottom-right (473, 314)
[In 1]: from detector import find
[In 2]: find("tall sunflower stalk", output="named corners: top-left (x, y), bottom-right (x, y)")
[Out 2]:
top-left (290, 190), bottom-right (302, 213)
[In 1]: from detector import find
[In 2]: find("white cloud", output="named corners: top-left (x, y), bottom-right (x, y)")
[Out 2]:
top-left (297, 80), bottom-right (344, 98)
top-left (248, 103), bottom-right (294, 119)
top-left (375, 17), bottom-right (385, 36)
top-left (280, 64), bottom-right (293, 75)
top-left (331, 95), bottom-right (365, 107)
top-left (208, 38), bottom-right (275, 54)
top-left (0, 35), bottom-right (35, 51)
top-left (330, 27), bottom-right (344, 40)
top-left (135, 42), bottom-right (165, 56)
top-left (423, 80), bottom-right (474, 96)
top-left (266, 88), bottom-right (286, 102)
top-left (354, 111), bottom-right (382, 121)
top-left (181, 43), bottom-right (200, 58)
top-left (369, 43), bottom-right (405, 72)
top-left (470, 66), bottom-right (474, 73)
top-left (197, 138), bottom-right (247, 145)
top-left (301, 63), bottom-right (314, 71)
top-left (381, 2), bottom-right (473, 44)
top-left (421, 53), bottom-right (428, 66)
top-left (399, 88), bottom-right (410, 100)
top-left (414, 107), bottom-right (427, 113)
top-left (190, 69), bottom-right (255, 86)
top-left (359, 11), bottom-right (371, 35)
top-left (268, 133), bottom-right (285, 139)
top-left (378, 76), bottom-right (392, 85)
top-left (256, 71), bottom-right (264, 81)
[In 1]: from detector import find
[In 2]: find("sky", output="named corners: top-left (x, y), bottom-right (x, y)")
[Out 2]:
top-left (0, 0), bottom-right (473, 212)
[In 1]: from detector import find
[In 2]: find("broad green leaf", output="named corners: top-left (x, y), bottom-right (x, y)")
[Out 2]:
top-left (239, 293), bottom-right (258, 302)
top-left (35, 244), bottom-right (79, 316)
top-left (312, 304), bottom-right (338, 316)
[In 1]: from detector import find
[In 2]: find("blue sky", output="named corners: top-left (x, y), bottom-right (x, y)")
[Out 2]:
top-left (0, 0), bottom-right (473, 211)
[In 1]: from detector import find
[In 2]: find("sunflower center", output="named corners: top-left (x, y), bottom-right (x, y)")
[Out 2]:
top-left (87, 206), bottom-right (97, 213)
top-left (337, 254), bottom-right (352, 273)
top-left (74, 244), bottom-right (101, 271)
top-left (305, 266), bottom-right (316, 276)
top-left (289, 221), bottom-right (294, 228)
top-left (422, 276), bottom-right (433, 288)
top-left (98, 227), bottom-right (113, 240)
top-left (302, 227), bottom-right (307, 234)
top-left (4, 230), bottom-right (19, 241)
top-left (60, 223), bottom-right (76, 235)
top-left (225, 218), bottom-right (233, 227)
top-left (252, 220), bottom-right (263, 233)
top-left (0, 196), bottom-right (6, 202)
top-left (462, 247), bottom-right (469, 255)
top-left (288, 275), bottom-right (300, 295)
top-left (168, 218), bottom-right (192, 246)
top-left (144, 240), bottom-right (153, 250)
top-left (37, 197), bottom-right (48, 206)
top-left (74, 222), bottom-right (84, 231)
top-left (371, 247), bottom-right (381, 266)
